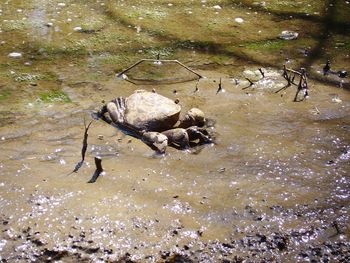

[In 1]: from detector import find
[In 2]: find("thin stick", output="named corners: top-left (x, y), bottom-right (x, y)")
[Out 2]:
top-left (258, 68), bottom-right (265, 78)
top-left (69, 119), bottom-right (93, 174)
top-left (116, 59), bottom-right (203, 79)
top-left (242, 78), bottom-right (254, 90)
top-left (87, 157), bottom-right (103, 183)
top-left (285, 67), bottom-right (304, 76)
top-left (194, 78), bottom-right (200, 92)
top-left (216, 78), bottom-right (223, 94)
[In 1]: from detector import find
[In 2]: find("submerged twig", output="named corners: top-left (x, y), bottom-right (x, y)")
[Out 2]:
top-left (216, 78), bottom-right (224, 94)
top-left (194, 78), bottom-right (200, 93)
top-left (293, 68), bottom-right (309, 102)
top-left (242, 78), bottom-right (254, 90)
top-left (69, 119), bottom-right (93, 174)
top-left (87, 157), bottom-right (103, 183)
top-left (258, 68), bottom-right (265, 78)
top-left (278, 65), bottom-right (309, 101)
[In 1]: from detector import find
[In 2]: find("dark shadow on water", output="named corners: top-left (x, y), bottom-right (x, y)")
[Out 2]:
top-left (103, 0), bottom-right (349, 89)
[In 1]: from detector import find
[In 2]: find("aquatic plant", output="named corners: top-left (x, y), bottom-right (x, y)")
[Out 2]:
top-left (0, 88), bottom-right (11, 101)
top-left (7, 71), bottom-right (57, 82)
top-left (1, 20), bottom-right (29, 31)
top-left (244, 39), bottom-right (287, 50)
top-left (38, 90), bottom-right (71, 103)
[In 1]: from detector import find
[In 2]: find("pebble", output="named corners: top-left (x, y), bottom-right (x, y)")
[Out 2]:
top-left (279, 30), bottom-right (298, 40)
top-left (332, 96), bottom-right (342, 103)
top-left (213, 5), bottom-right (222, 9)
top-left (58, 3), bottom-right (66, 7)
top-left (8, 52), bottom-right (22, 58)
top-left (46, 22), bottom-right (53, 27)
top-left (73, 26), bottom-right (82, 32)
top-left (235, 17), bottom-right (244, 23)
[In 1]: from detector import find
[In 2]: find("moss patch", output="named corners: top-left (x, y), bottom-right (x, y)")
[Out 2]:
top-left (244, 39), bottom-right (287, 50)
top-left (38, 90), bottom-right (71, 103)
top-left (0, 88), bottom-right (12, 101)
top-left (8, 71), bottom-right (57, 82)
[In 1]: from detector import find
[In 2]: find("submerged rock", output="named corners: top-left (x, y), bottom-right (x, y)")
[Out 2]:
top-left (235, 17), bottom-right (244, 23)
top-left (279, 30), bottom-right (298, 40)
top-left (8, 52), bottom-right (22, 58)
top-left (73, 26), bottom-right (82, 32)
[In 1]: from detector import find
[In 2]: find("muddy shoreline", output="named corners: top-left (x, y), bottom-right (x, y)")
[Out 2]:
top-left (1, 0), bottom-right (349, 262)
top-left (1, 200), bottom-right (349, 262)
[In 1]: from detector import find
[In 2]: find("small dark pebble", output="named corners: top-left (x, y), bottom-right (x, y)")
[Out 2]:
top-left (338, 70), bottom-right (347, 78)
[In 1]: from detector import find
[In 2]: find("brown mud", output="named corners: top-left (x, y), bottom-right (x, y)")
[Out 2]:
top-left (0, 0), bottom-right (349, 262)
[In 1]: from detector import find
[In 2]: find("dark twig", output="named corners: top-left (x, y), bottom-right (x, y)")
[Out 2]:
top-left (70, 119), bottom-right (93, 174)
top-left (258, 68), bottom-right (265, 78)
top-left (293, 68), bottom-right (309, 102)
top-left (242, 78), bottom-right (254, 90)
top-left (194, 78), bottom-right (200, 93)
top-left (332, 220), bottom-right (342, 235)
top-left (216, 78), bottom-right (223, 94)
top-left (275, 84), bottom-right (291, 94)
top-left (278, 65), bottom-right (310, 101)
top-left (87, 157), bottom-right (103, 183)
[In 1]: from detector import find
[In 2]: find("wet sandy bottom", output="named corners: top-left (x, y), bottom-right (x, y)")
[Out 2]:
top-left (0, 67), bottom-right (349, 262)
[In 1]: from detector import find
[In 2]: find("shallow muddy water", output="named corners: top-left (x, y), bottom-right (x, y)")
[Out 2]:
top-left (0, 0), bottom-right (349, 262)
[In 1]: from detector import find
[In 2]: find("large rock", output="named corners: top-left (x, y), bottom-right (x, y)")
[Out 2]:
top-left (124, 91), bottom-right (181, 131)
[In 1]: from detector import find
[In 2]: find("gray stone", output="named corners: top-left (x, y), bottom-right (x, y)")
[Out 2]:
top-left (279, 30), bottom-right (298, 40)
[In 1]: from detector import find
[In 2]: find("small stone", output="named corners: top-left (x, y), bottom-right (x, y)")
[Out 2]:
top-left (73, 26), bottom-right (82, 32)
top-left (213, 5), bottom-right (222, 9)
top-left (58, 3), bottom-right (66, 7)
top-left (332, 96), bottom-right (342, 103)
top-left (235, 17), bottom-right (244, 23)
top-left (8, 52), bottom-right (22, 58)
top-left (46, 22), bottom-right (53, 27)
top-left (279, 30), bottom-right (298, 40)
top-left (335, 42), bottom-right (345, 47)
top-left (338, 70), bottom-right (347, 78)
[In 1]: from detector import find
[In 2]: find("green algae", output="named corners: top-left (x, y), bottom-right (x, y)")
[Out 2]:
top-left (7, 71), bottom-right (57, 82)
top-left (244, 39), bottom-right (287, 50)
top-left (38, 90), bottom-right (71, 103)
top-left (0, 88), bottom-right (12, 101)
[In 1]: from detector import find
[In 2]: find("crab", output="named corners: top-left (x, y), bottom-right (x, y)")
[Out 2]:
top-left (96, 90), bottom-right (213, 153)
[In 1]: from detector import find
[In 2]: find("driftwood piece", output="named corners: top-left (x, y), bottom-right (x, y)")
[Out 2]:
top-left (87, 157), bottom-right (104, 183)
top-left (277, 65), bottom-right (309, 101)
top-left (70, 119), bottom-right (93, 174)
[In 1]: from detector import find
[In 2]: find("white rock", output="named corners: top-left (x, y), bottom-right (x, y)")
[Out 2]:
top-left (213, 5), bottom-right (222, 9)
top-left (235, 17), bottom-right (244, 23)
top-left (58, 3), bottom-right (66, 7)
top-left (279, 30), bottom-right (298, 40)
top-left (8, 52), bottom-right (22, 58)
top-left (46, 22), bottom-right (53, 27)
top-left (73, 26), bottom-right (82, 32)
